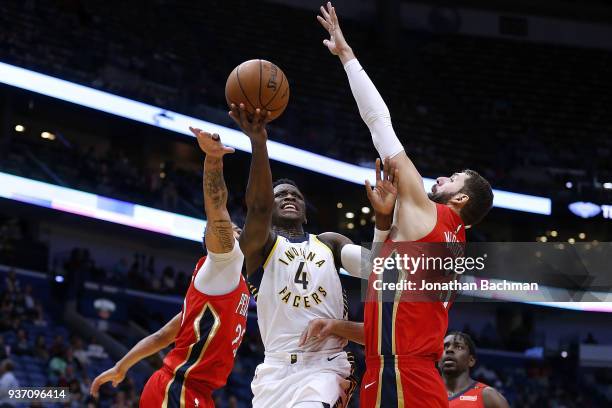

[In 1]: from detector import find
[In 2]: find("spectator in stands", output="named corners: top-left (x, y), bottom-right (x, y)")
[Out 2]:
top-left (22, 285), bottom-right (35, 316)
top-left (0, 360), bottom-right (19, 407)
top-left (12, 329), bottom-right (30, 356)
top-left (71, 336), bottom-right (90, 367)
top-left (33, 335), bottom-right (48, 361)
top-left (4, 270), bottom-right (19, 294)
top-left (48, 351), bottom-right (67, 383)
top-left (49, 334), bottom-right (66, 357)
top-left (32, 302), bottom-right (47, 327)
top-left (0, 337), bottom-right (7, 361)
top-left (161, 266), bottom-right (175, 292)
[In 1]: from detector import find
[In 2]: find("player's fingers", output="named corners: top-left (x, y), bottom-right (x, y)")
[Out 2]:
top-left (392, 168), bottom-right (399, 189)
top-left (223, 146), bottom-right (235, 155)
top-left (320, 5), bottom-right (331, 22)
top-left (317, 15), bottom-right (331, 32)
top-left (375, 158), bottom-right (382, 184)
top-left (263, 110), bottom-right (272, 124)
top-left (365, 180), bottom-right (376, 202)
top-left (298, 326), bottom-right (310, 346)
top-left (330, 3), bottom-right (339, 24)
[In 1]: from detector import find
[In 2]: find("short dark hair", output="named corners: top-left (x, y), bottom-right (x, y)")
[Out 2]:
top-left (273, 178), bottom-right (299, 189)
top-left (459, 169), bottom-right (493, 226)
top-left (447, 331), bottom-right (477, 358)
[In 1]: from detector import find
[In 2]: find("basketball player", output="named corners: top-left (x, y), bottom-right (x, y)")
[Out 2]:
top-left (316, 2), bottom-right (494, 407)
top-left (441, 332), bottom-right (509, 408)
top-left (90, 128), bottom-right (250, 408)
top-left (228, 103), bottom-right (391, 408)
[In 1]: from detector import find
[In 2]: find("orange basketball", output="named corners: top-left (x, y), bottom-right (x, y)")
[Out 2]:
top-left (225, 59), bottom-right (290, 121)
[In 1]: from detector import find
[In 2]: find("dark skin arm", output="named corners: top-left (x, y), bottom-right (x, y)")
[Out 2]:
top-left (482, 387), bottom-right (510, 408)
top-left (229, 103), bottom-right (276, 276)
top-left (299, 318), bottom-right (364, 346)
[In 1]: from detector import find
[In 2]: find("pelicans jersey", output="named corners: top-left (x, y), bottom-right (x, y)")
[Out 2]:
top-left (449, 382), bottom-right (488, 408)
top-left (249, 233), bottom-right (354, 408)
top-left (361, 204), bottom-right (466, 408)
top-left (140, 256), bottom-right (250, 408)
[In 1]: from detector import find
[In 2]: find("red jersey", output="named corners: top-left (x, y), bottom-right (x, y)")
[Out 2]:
top-left (449, 382), bottom-right (488, 408)
top-left (161, 256), bottom-right (250, 401)
top-left (361, 204), bottom-right (465, 407)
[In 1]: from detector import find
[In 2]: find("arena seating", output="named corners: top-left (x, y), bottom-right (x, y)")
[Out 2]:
top-left (1, 0), bottom-right (611, 196)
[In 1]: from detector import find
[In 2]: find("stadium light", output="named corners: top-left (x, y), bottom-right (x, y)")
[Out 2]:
top-left (0, 172), bottom-right (206, 242)
top-left (0, 61), bottom-right (551, 215)
top-left (14, 124), bottom-right (25, 132)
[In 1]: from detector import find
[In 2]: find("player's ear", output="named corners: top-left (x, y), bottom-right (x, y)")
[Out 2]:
top-left (450, 193), bottom-right (469, 207)
top-left (468, 355), bottom-right (476, 368)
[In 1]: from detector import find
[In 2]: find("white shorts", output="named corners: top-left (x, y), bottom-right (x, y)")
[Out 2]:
top-left (251, 350), bottom-right (357, 408)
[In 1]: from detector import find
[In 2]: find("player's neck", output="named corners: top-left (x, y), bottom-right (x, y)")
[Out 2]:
top-left (273, 224), bottom-right (305, 239)
top-left (444, 371), bottom-right (473, 395)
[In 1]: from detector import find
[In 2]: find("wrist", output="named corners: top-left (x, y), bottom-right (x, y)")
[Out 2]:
top-left (204, 156), bottom-right (223, 167)
top-left (374, 212), bottom-right (393, 230)
top-left (115, 362), bottom-right (127, 375)
top-left (338, 46), bottom-right (355, 64)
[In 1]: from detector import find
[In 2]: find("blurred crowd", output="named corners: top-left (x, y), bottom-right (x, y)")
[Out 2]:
top-left (0, 0), bottom-right (611, 199)
top-left (0, 269), bottom-right (139, 408)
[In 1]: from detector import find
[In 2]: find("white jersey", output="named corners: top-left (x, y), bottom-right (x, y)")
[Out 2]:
top-left (249, 233), bottom-right (348, 353)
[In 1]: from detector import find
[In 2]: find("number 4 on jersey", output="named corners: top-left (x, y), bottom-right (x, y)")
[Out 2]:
top-left (294, 261), bottom-right (309, 290)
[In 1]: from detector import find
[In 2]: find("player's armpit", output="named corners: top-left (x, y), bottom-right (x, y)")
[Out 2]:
top-left (482, 386), bottom-right (510, 408)
top-left (239, 219), bottom-right (276, 276)
top-left (317, 232), bottom-right (353, 269)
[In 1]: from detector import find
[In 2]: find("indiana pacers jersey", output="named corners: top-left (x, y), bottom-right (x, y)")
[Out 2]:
top-left (249, 233), bottom-right (348, 353)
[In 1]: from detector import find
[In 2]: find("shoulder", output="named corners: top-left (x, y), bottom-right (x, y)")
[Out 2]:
top-left (317, 232), bottom-right (352, 247)
top-left (481, 386), bottom-right (509, 408)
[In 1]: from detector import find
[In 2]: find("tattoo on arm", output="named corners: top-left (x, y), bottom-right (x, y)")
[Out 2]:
top-left (204, 161), bottom-right (227, 210)
top-left (210, 220), bottom-right (234, 252)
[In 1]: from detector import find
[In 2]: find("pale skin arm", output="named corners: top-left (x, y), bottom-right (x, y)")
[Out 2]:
top-left (318, 2), bottom-right (434, 212)
top-left (299, 318), bottom-right (365, 346)
top-left (90, 313), bottom-right (181, 398)
top-left (189, 127), bottom-right (236, 253)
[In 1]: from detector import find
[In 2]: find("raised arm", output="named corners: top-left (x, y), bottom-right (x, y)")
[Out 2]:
top-left (190, 127), bottom-right (236, 253)
top-left (229, 104), bottom-right (276, 276)
top-left (318, 2), bottom-right (433, 212)
top-left (90, 313), bottom-right (181, 398)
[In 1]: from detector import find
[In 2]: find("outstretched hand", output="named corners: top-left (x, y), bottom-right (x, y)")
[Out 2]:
top-left (189, 127), bottom-right (235, 158)
top-left (228, 103), bottom-right (270, 145)
top-left (317, 2), bottom-right (352, 59)
top-left (90, 365), bottom-right (125, 398)
top-left (365, 158), bottom-right (399, 216)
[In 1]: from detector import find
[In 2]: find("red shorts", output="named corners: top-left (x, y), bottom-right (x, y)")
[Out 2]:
top-left (360, 356), bottom-right (447, 408)
top-left (140, 368), bottom-right (214, 408)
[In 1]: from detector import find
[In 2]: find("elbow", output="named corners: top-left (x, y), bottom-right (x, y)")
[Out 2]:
top-left (362, 107), bottom-right (391, 127)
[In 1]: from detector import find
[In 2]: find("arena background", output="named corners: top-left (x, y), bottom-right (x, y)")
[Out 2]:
top-left (0, 0), bottom-right (611, 406)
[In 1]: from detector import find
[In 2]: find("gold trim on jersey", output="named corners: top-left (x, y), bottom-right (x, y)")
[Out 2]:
top-left (312, 235), bottom-right (334, 257)
top-left (263, 236), bottom-right (281, 268)
top-left (392, 270), bottom-right (405, 407)
top-left (161, 303), bottom-right (220, 408)
top-left (375, 297), bottom-right (383, 408)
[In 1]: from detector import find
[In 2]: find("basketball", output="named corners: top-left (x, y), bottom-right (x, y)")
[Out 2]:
top-left (225, 59), bottom-right (290, 121)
